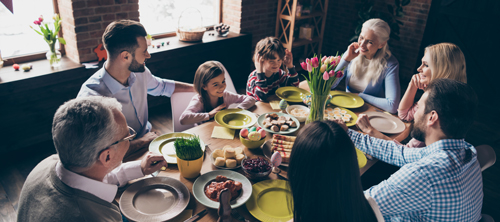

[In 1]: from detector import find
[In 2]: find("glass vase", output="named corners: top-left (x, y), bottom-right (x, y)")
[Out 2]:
top-left (305, 93), bottom-right (329, 124)
top-left (46, 45), bottom-right (61, 68)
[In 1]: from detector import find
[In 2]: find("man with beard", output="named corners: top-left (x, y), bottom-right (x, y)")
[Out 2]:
top-left (78, 20), bottom-right (194, 155)
top-left (335, 79), bottom-right (483, 221)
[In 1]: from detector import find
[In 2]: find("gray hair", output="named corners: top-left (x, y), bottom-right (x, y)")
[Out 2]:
top-left (52, 96), bottom-right (122, 172)
top-left (349, 18), bottom-right (392, 85)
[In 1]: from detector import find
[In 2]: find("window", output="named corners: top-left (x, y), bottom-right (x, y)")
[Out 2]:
top-left (139, 0), bottom-right (220, 36)
top-left (0, 0), bottom-right (59, 60)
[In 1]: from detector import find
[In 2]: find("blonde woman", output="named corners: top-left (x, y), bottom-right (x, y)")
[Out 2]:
top-left (333, 18), bottom-right (400, 113)
top-left (356, 43), bottom-right (467, 148)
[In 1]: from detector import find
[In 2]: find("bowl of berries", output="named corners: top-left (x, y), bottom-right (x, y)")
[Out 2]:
top-left (239, 126), bottom-right (267, 149)
top-left (241, 156), bottom-right (272, 179)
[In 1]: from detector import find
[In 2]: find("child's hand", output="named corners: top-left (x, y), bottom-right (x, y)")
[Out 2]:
top-left (254, 53), bottom-right (265, 73)
top-left (209, 103), bottom-right (227, 118)
top-left (284, 49), bottom-right (294, 68)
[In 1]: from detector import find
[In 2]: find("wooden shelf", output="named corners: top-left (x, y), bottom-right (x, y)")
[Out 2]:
top-left (291, 37), bottom-right (322, 48)
top-left (280, 11), bottom-right (324, 21)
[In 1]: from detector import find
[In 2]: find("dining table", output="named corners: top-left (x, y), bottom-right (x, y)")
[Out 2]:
top-left (118, 82), bottom-right (412, 222)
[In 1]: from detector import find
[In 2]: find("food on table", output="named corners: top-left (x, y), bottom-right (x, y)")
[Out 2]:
top-left (224, 148), bottom-right (236, 159)
top-left (247, 131), bottom-right (261, 141)
top-left (325, 107), bottom-right (352, 123)
top-left (215, 157), bottom-right (226, 167)
top-left (270, 134), bottom-right (297, 163)
top-left (226, 159), bottom-right (237, 168)
top-left (205, 175), bottom-right (242, 202)
top-left (235, 154), bottom-right (245, 164)
top-left (240, 128), bottom-right (249, 138)
top-left (289, 107), bottom-right (309, 117)
top-left (279, 99), bottom-right (289, 110)
top-left (242, 157), bottom-right (272, 174)
top-left (234, 147), bottom-right (243, 156)
top-left (258, 129), bottom-right (266, 138)
top-left (212, 149), bottom-right (224, 159)
top-left (213, 145), bottom-right (245, 168)
top-left (262, 113), bottom-right (297, 132)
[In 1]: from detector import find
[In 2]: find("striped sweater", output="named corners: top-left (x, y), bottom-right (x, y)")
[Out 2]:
top-left (246, 67), bottom-right (300, 101)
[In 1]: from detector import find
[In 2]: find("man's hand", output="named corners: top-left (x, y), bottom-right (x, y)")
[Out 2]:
top-left (254, 53), bottom-right (265, 73)
top-left (284, 49), bottom-right (294, 68)
top-left (140, 152), bottom-right (167, 175)
top-left (209, 103), bottom-right (226, 118)
top-left (333, 119), bottom-right (348, 132)
top-left (128, 132), bottom-right (158, 155)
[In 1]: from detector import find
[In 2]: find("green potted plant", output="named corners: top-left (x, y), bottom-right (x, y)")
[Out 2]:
top-left (175, 136), bottom-right (204, 178)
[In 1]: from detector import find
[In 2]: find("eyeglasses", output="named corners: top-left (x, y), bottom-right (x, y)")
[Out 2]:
top-left (108, 126), bottom-right (136, 147)
top-left (98, 126), bottom-right (136, 157)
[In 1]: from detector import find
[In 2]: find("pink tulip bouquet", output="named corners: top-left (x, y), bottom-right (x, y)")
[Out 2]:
top-left (30, 14), bottom-right (66, 67)
top-left (300, 53), bottom-right (344, 124)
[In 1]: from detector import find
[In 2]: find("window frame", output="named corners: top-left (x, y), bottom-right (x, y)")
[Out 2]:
top-left (2, 0), bottom-right (65, 66)
top-left (150, 0), bottom-right (223, 39)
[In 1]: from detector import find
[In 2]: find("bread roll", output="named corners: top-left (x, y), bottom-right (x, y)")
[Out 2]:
top-left (224, 148), bottom-right (236, 159)
top-left (215, 157), bottom-right (226, 167)
top-left (222, 145), bottom-right (232, 151)
top-left (235, 154), bottom-right (245, 164)
top-left (234, 147), bottom-right (243, 155)
top-left (212, 149), bottom-right (224, 159)
top-left (226, 159), bottom-right (237, 168)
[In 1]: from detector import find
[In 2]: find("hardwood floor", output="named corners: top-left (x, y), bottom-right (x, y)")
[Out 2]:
top-left (0, 102), bottom-right (498, 221)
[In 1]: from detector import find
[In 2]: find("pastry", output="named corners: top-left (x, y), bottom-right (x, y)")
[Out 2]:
top-left (280, 125), bottom-right (289, 131)
top-left (224, 148), bottom-right (236, 159)
top-left (271, 125), bottom-right (280, 132)
top-left (215, 157), bottom-right (226, 167)
top-left (212, 149), bottom-right (224, 159)
top-left (235, 154), bottom-right (245, 164)
top-left (234, 147), bottom-right (243, 155)
top-left (226, 159), bottom-right (237, 168)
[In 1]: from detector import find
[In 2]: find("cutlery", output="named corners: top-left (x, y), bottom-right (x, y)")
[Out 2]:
top-left (184, 209), bottom-right (208, 222)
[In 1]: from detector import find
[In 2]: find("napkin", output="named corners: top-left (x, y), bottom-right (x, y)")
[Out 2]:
top-left (269, 100), bottom-right (281, 110)
top-left (212, 126), bottom-right (235, 139)
top-left (169, 209), bottom-right (192, 222)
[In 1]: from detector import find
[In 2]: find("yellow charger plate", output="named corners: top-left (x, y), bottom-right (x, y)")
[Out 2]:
top-left (149, 132), bottom-right (205, 164)
top-left (246, 179), bottom-right (293, 222)
top-left (356, 148), bottom-right (367, 168)
top-left (214, 109), bottom-right (258, 129)
top-left (329, 91), bottom-right (365, 108)
top-left (276, 87), bottom-right (311, 103)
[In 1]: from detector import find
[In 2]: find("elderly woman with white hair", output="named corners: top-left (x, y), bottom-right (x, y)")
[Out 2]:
top-left (333, 18), bottom-right (400, 113)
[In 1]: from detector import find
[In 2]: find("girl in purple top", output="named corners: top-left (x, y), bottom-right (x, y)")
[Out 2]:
top-left (180, 61), bottom-right (256, 125)
top-left (356, 43), bottom-right (467, 148)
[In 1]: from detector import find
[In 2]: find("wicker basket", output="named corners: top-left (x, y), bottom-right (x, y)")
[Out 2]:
top-left (177, 8), bottom-right (205, 42)
top-left (177, 28), bottom-right (205, 42)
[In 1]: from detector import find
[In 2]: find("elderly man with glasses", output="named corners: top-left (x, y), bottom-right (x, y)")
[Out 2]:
top-left (17, 96), bottom-right (167, 222)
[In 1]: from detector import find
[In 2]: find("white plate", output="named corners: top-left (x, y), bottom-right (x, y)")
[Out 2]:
top-left (285, 105), bottom-right (309, 122)
top-left (364, 111), bottom-right (406, 134)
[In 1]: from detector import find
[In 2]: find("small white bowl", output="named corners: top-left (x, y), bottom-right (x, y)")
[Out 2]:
top-left (286, 105), bottom-right (310, 122)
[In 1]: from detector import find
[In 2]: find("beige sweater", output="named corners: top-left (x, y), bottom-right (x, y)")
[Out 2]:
top-left (17, 155), bottom-right (122, 222)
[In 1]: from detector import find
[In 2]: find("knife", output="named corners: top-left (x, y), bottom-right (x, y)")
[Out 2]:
top-left (184, 209), bottom-right (208, 222)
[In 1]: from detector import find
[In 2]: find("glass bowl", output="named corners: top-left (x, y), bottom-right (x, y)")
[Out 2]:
top-left (241, 156), bottom-right (272, 179)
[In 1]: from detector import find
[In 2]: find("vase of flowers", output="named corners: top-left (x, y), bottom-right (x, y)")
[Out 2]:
top-left (301, 54), bottom-right (344, 124)
top-left (31, 14), bottom-right (66, 68)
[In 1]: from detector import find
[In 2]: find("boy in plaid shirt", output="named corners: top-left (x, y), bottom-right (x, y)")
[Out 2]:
top-left (246, 37), bottom-right (299, 101)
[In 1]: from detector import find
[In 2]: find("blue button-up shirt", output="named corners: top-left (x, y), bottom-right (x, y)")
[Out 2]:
top-left (77, 67), bottom-right (175, 138)
top-left (348, 129), bottom-right (483, 222)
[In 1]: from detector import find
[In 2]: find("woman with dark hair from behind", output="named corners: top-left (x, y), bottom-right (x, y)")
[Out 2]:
top-left (287, 120), bottom-right (384, 222)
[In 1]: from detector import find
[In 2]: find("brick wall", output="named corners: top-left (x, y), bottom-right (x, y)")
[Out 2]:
top-left (322, 0), bottom-right (432, 87)
top-left (57, 0), bottom-right (140, 63)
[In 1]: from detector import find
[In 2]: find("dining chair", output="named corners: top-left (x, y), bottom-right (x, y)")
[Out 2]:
top-left (171, 92), bottom-right (197, 132)
top-left (479, 214), bottom-right (495, 222)
top-left (223, 66), bottom-right (237, 94)
top-left (476, 144), bottom-right (497, 171)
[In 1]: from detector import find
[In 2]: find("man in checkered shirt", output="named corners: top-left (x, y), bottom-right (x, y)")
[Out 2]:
top-left (339, 79), bottom-right (483, 221)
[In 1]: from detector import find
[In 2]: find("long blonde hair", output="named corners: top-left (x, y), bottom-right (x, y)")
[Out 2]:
top-left (193, 61), bottom-right (225, 112)
top-left (425, 43), bottom-right (467, 83)
top-left (349, 19), bottom-right (391, 85)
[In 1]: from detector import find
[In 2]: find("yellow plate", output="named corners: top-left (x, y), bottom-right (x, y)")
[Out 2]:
top-left (356, 148), bottom-right (367, 168)
top-left (324, 106), bottom-right (358, 127)
top-left (275, 87), bottom-right (311, 102)
top-left (329, 91), bottom-right (365, 108)
top-left (214, 109), bottom-right (258, 129)
top-left (149, 132), bottom-right (205, 164)
top-left (246, 180), bottom-right (293, 222)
